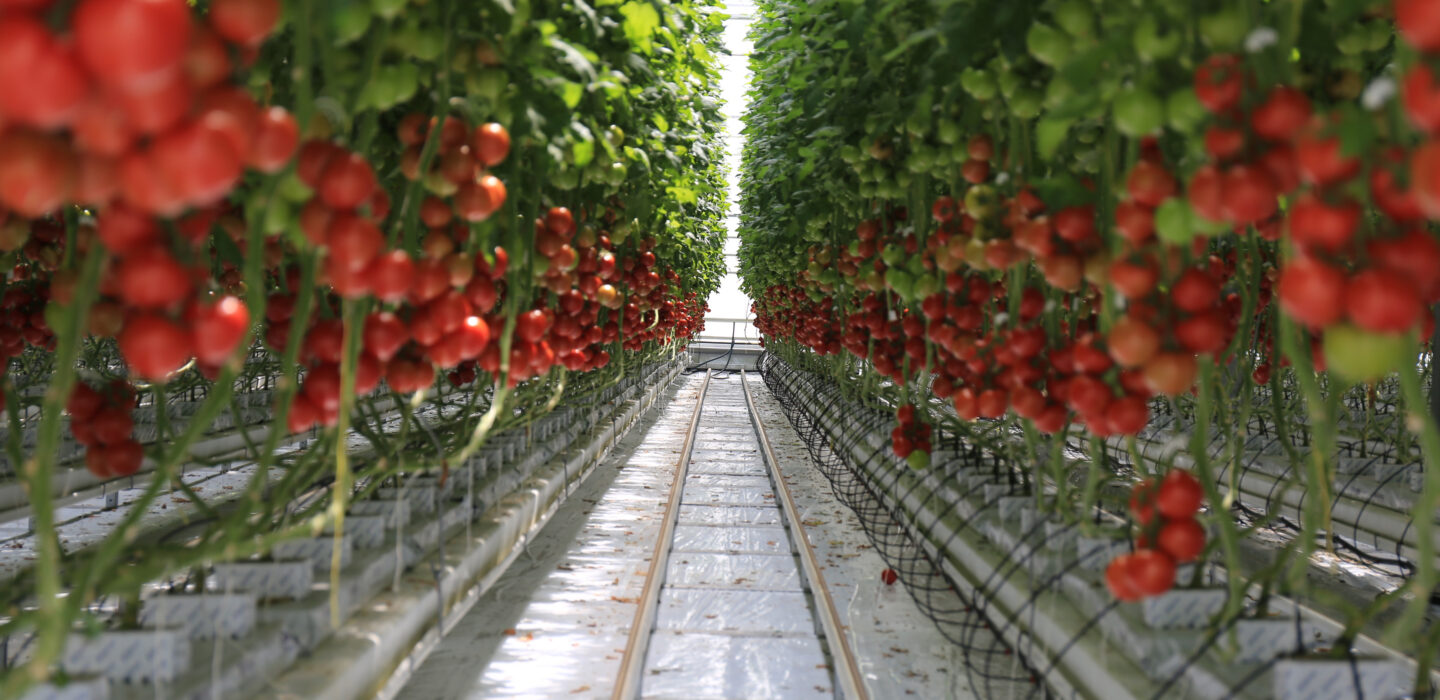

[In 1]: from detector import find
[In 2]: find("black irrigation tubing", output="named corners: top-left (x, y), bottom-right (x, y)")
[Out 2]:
top-left (759, 353), bottom-right (1045, 698)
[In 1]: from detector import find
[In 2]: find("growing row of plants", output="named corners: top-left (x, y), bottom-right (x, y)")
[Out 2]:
top-left (0, 0), bottom-right (726, 692)
top-left (738, 0), bottom-right (1440, 665)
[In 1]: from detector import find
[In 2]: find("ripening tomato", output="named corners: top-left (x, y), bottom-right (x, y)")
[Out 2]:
top-left (1107, 316), bottom-right (1160, 368)
top-left (0, 129), bottom-right (76, 218)
top-left (1143, 352), bottom-right (1198, 396)
top-left (119, 314), bottom-right (193, 379)
top-left (455, 175), bottom-right (506, 221)
top-left (1156, 469), bottom-right (1203, 519)
top-left (1158, 517), bottom-right (1206, 562)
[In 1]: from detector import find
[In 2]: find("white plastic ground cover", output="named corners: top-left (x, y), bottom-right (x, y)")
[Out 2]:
top-left (252, 361), bottom-right (685, 700)
top-left (395, 371), bottom-right (705, 699)
top-left (638, 374), bottom-right (831, 699)
top-left (742, 373), bottom-right (978, 699)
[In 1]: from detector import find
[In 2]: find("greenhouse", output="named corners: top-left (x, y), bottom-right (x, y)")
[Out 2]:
top-left (0, 0), bottom-right (1437, 698)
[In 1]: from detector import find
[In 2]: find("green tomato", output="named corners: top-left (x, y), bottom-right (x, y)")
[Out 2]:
top-left (961, 68), bottom-right (998, 100)
top-left (278, 171), bottom-right (313, 203)
top-left (996, 70), bottom-right (1023, 99)
top-left (607, 125), bottom-right (626, 148)
top-left (1199, 7), bottom-right (1246, 49)
top-left (885, 268), bottom-right (915, 300)
top-left (550, 167), bottom-right (580, 191)
top-left (372, 0), bottom-right (408, 19)
top-left (1336, 27), bottom-right (1369, 55)
top-left (1154, 197), bottom-right (1196, 244)
top-left (1027, 23), bottom-right (1072, 67)
top-left (906, 147), bottom-right (935, 174)
top-left (914, 273), bottom-right (941, 299)
top-left (331, 4), bottom-right (371, 46)
top-left (1166, 88), bottom-right (1206, 133)
top-left (1366, 22), bottom-right (1392, 51)
top-left (906, 451), bottom-right (930, 470)
top-left (1036, 115), bottom-right (1072, 160)
top-left (881, 243), bottom-right (907, 267)
top-left (263, 198), bottom-right (291, 236)
top-left (1052, 0), bottom-right (1095, 38)
top-left (965, 185), bottom-right (999, 218)
top-left (906, 110), bottom-right (930, 138)
top-left (468, 68), bottom-right (507, 102)
top-left (936, 120), bottom-right (962, 145)
top-left (1112, 88), bottom-right (1165, 137)
top-left (1044, 76), bottom-right (1077, 110)
top-left (1134, 15), bottom-right (1181, 62)
top-left (606, 162), bottom-right (628, 185)
top-left (1323, 324), bottom-right (1411, 383)
top-left (1009, 88), bottom-right (1044, 119)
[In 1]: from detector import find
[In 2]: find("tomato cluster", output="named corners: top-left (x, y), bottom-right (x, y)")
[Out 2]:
top-left (67, 380), bottom-right (142, 479)
top-left (1106, 470), bottom-right (1206, 601)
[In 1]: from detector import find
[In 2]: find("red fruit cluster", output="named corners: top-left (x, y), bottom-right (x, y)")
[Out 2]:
top-left (890, 403), bottom-right (931, 459)
top-left (0, 0), bottom-right (293, 218)
top-left (1107, 469), bottom-right (1206, 602)
top-left (67, 380), bottom-right (143, 479)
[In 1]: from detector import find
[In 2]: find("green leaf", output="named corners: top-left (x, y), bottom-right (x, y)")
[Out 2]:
top-left (620, 1), bottom-right (661, 54)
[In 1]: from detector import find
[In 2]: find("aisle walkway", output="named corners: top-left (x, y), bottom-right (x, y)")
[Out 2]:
top-left (400, 371), bottom-right (964, 699)
top-left (637, 374), bottom-right (830, 697)
top-left (399, 374), bottom-right (704, 698)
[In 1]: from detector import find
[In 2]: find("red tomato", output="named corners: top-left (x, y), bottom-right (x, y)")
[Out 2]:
top-left (1397, 0), bottom-right (1440, 51)
top-left (880, 568), bottom-right (899, 586)
top-left (1125, 160), bottom-right (1177, 207)
top-left (1220, 165), bottom-right (1278, 224)
top-left (318, 151), bottom-right (378, 209)
top-left (1158, 517), bottom-right (1206, 563)
top-left (73, 0), bottom-right (193, 88)
top-left (1129, 478), bottom-right (1158, 525)
top-left (105, 439), bottom-right (145, 477)
top-left (1193, 54), bottom-right (1243, 113)
top-left (184, 27), bottom-right (232, 88)
top-left (0, 129), bottom-right (75, 217)
top-left (1295, 124), bottom-right (1360, 185)
top-left (119, 314), bottom-right (193, 379)
top-left (1368, 230), bottom-right (1440, 301)
top-left (1126, 549), bottom-right (1177, 596)
top-left (454, 175), bottom-right (506, 221)
top-left (116, 249), bottom-right (193, 309)
top-left (249, 106), bottom-right (299, 173)
top-left (286, 393), bottom-right (319, 433)
top-left (472, 123), bottom-right (511, 167)
top-left (0, 18), bottom-right (90, 128)
top-left (516, 308), bottom-right (553, 344)
top-left (208, 0), bottom-right (281, 47)
top-left (1345, 269), bottom-right (1423, 333)
top-left (363, 312), bottom-right (409, 362)
top-left (113, 68), bottom-right (193, 135)
top-left (1187, 165), bottom-right (1226, 222)
top-left (1287, 194), bottom-right (1359, 252)
top-left (1172, 269), bottom-right (1220, 313)
top-left (191, 295), bottom-right (250, 364)
top-left (1277, 258), bottom-right (1346, 328)
top-left (1250, 86), bottom-right (1311, 142)
top-left (326, 213), bottom-right (384, 272)
top-left (545, 206), bottom-right (576, 238)
top-left (1156, 469), bottom-right (1203, 519)
top-left (1105, 396), bottom-right (1149, 435)
top-left (1105, 554), bottom-right (1143, 602)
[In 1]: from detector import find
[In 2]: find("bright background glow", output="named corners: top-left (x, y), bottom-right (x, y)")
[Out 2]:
top-left (699, 0), bottom-right (760, 344)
